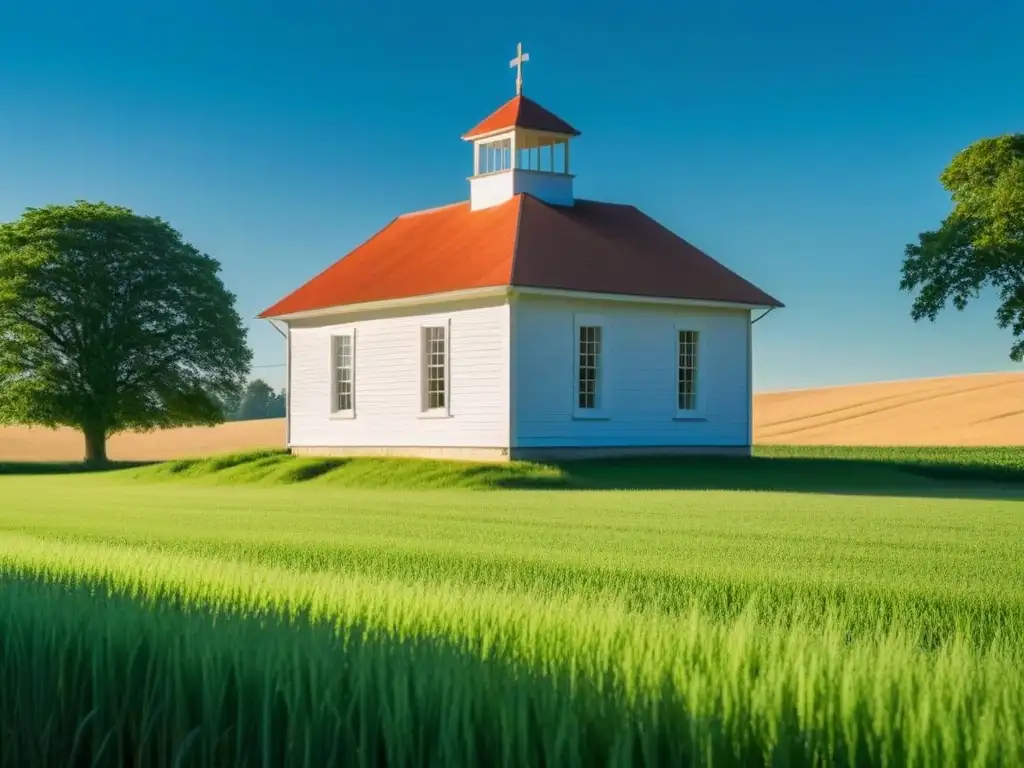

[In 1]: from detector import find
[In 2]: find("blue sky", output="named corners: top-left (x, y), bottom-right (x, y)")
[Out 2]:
top-left (1, 0), bottom-right (1021, 392)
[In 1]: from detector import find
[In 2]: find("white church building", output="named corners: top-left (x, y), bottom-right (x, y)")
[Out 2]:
top-left (259, 46), bottom-right (783, 461)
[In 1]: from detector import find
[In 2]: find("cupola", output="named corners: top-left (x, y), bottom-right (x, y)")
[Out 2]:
top-left (462, 43), bottom-right (580, 211)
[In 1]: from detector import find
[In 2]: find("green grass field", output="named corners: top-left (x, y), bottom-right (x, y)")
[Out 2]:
top-left (0, 447), bottom-right (1022, 766)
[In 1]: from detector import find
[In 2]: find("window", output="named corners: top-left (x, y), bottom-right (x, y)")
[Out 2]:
top-left (577, 325), bottom-right (602, 410)
top-left (477, 138), bottom-right (512, 174)
top-left (331, 331), bottom-right (356, 415)
top-left (515, 136), bottom-right (569, 173)
top-left (423, 325), bottom-right (447, 412)
top-left (677, 329), bottom-right (699, 412)
top-left (331, 332), bottom-right (354, 415)
top-left (574, 315), bottom-right (608, 418)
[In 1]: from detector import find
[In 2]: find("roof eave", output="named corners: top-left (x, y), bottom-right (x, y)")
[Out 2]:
top-left (462, 125), bottom-right (581, 141)
top-left (258, 285), bottom-right (514, 322)
top-left (509, 285), bottom-right (782, 311)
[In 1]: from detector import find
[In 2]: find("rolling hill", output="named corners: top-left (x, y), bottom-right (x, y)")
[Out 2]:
top-left (755, 371), bottom-right (1023, 446)
top-left (1, 372), bottom-right (1020, 462)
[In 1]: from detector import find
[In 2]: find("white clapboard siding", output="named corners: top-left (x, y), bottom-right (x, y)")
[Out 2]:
top-left (288, 299), bottom-right (510, 448)
top-left (511, 295), bottom-right (751, 447)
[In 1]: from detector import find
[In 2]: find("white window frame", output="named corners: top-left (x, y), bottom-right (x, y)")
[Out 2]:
top-left (673, 322), bottom-right (705, 420)
top-left (419, 318), bottom-right (451, 418)
top-left (329, 329), bottom-right (356, 419)
top-left (573, 313), bottom-right (609, 420)
top-left (475, 137), bottom-right (513, 176)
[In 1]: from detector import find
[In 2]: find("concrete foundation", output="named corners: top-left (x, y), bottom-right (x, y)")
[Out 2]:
top-left (289, 444), bottom-right (751, 462)
top-left (289, 445), bottom-right (511, 462)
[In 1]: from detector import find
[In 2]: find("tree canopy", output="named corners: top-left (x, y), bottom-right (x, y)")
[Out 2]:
top-left (900, 133), bottom-right (1024, 359)
top-left (234, 379), bottom-right (286, 421)
top-left (0, 201), bottom-right (252, 464)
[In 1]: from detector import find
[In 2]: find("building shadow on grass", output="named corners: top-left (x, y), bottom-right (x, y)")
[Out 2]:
top-left (494, 455), bottom-right (1024, 501)
top-left (1, 451), bottom-right (1022, 501)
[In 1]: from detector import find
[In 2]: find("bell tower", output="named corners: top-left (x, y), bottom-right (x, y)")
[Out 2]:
top-left (462, 43), bottom-right (580, 211)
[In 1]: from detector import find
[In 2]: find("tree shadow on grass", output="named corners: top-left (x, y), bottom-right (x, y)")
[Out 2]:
top-left (496, 455), bottom-right (1024, 501)
top-left (0, 460), bottom-right (157, 476)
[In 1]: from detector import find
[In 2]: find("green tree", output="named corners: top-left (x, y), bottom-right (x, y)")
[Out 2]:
top-left (216, 388), bottom-right (244, 422)
top-left (236, 378), bottom-right (283, 421)
top-left (0, 201), bottom-right (252, 465)
top-left (900, 133), bottom-right (1024, 359)
top-left (268, 388), bottom-right (287, 419)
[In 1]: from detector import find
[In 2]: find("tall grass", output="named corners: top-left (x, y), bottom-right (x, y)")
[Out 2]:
top-left (1, 537), bottom-right (1020, 767)
top-left (3, 473), bottom-right (1020, 650)
top-left (0, 453), bottom-right (1022, 765)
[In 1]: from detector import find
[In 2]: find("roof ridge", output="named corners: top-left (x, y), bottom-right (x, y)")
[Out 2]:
top-left (508, 194), bottom-right (526, 283)
top-left (256, 213), bottom-right (403, 318)
top-left (633, 208), bottom-right (784, 307)
top-left (463, 94), bottom-right (580, 139)
top-left (260, 192), bottom-right (783, 319)
top-left (398, 200), bottom-right (467, 219)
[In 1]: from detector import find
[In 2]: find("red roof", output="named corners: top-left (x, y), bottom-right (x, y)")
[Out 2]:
top-left (462, 95), bottom-right (581, 140)
top-left (258, 195), bottom-right (782, 318)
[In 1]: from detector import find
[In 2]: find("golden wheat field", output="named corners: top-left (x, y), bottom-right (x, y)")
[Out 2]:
top-left (755, 371), bottom-right (1024, 445)
top-left (1, 372), bottom-right (1021, 462)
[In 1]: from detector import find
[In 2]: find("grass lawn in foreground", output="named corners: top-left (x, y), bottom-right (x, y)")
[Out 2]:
top-left (0, 447), bottom-right (1021, 765)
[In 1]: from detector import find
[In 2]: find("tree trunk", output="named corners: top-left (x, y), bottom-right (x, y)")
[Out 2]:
top-left (83, 424), bottom-right (108, 467)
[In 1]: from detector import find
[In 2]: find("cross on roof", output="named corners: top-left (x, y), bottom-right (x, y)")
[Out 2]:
top-left (510, 42), bottom-right (529, 96)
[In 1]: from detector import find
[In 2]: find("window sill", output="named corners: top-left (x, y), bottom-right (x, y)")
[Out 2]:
top-left (572, 412), bottom-right (610, 421)
top-left (417, 410), bottom-right (452, 420)
top-left (673, 413), bottom-right (707, 422)
top-left (329, 411), bottom-right (356, 420)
